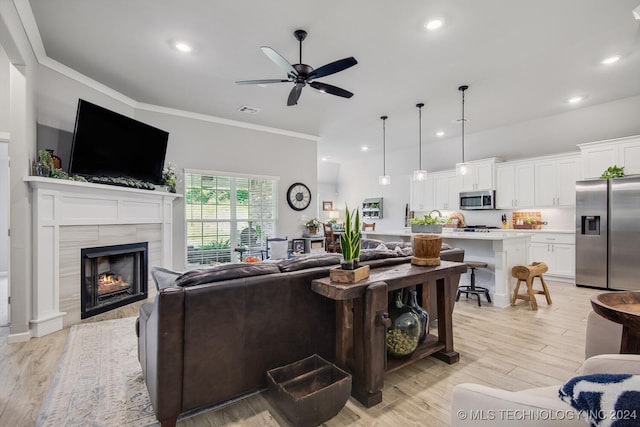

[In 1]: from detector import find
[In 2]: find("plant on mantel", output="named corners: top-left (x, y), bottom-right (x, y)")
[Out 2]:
top-left (339, 205), bottom-right (361, 270)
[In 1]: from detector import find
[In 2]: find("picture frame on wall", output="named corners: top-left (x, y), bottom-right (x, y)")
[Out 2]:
top-left (292, 239), bottom-right (305, 254)
top-left (322, 201), bottom-right (333, 211)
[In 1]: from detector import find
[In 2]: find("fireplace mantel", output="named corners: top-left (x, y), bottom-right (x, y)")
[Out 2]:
top-left (23, 176), bottom-right (180, 339)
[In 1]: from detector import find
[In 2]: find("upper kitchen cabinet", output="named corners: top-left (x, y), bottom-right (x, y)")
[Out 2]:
top-left (579, 135), bottom-right (640, 179)
top-left (459, 158), bottom-right (500, 191)
top-left (410, 178), bottom-right (431, 211)
top-left (495, 161), bottom-right (535, 209)
top-left (534, 153), bottom-right (580, 207)
top-left (433, 170), bottom-right (461, 210)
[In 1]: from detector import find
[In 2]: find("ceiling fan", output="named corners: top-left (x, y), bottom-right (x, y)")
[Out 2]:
top-left (236, 29), bottom-right (357, 106)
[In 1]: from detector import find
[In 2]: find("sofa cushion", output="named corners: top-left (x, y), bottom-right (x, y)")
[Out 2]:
top-left (277, 254), bottom-right (341, 272)
top-left (359, 249), bottom-right (400, 261)
top-left (175, 263), bottom-right (280, 287)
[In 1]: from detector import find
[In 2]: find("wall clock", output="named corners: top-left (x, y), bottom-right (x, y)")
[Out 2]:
top-left (286, 182), bottom-right (311, 211)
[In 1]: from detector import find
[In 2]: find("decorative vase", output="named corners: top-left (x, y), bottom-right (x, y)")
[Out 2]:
top-left (308, 227), bottom-right (318, 235)
top-left (406, 288), bottom-right (429, 342)
top-left (340, 259), bottom-right (359, 270)
top-left (386, 290), bottom-right (420, 358)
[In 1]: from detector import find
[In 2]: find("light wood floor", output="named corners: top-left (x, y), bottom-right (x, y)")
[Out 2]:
top-left (0, 280), bottom-right (602, 426)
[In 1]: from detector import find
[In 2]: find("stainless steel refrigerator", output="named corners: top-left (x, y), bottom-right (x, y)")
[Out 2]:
top-left (575, 176), bottom-right (640, 290)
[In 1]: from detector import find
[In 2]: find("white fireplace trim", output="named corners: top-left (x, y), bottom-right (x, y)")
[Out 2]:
top-left (23, 176), bottom-right (180, 339)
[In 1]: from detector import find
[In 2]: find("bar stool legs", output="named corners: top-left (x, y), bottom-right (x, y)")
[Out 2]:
top-left (456, 261), bottom-right (491, 307)
top-left (511, 262), bottom-right (552, 310)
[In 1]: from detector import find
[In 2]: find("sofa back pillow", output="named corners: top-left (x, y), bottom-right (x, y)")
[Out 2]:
top-left (277, 254), bottom-right (341, 272)
top-left (175, 263), bottom-right (280, 287)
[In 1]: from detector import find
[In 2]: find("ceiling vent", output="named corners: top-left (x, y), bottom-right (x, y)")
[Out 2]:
top-left (238, 105), bottom-right (261, 114)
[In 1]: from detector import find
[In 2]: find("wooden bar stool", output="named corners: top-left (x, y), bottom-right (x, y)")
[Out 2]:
top-left (511, 262), bottom-right (552, 310)
top-left (455, 261), bottom-right (491, 307)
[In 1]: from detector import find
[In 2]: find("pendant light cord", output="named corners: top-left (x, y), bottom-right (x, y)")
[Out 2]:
top-left (416, 103), bottom-right (424, 170)
top-left (381, 115), bottom-right (388, 175)
top-left (459, 85), bottom-right (468, 164)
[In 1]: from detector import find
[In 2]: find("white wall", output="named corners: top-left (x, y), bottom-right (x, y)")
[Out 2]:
top-left (135, 109), bottom-right (317, 270)
top-left (0, 43), bottom-right (9, 133)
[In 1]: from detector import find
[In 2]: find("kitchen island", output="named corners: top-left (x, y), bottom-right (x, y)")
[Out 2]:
top-left (440, 231), bottom-right (531, 307)
top-left (363, 229), bottom-right (532, 307)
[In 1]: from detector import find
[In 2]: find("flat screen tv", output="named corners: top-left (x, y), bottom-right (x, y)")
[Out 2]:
top-left (69, 99), bottom-right (169, 184)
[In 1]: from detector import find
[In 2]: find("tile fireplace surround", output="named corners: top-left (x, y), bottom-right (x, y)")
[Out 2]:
top-left (23, 177), bottom-right (180, 339)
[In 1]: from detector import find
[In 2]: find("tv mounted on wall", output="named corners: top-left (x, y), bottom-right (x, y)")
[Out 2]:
top-left (68, 99), bottom-right (169, 184)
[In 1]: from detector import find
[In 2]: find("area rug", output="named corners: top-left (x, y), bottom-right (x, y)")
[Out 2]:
top-left (37, 317), bottom-right (158, 426)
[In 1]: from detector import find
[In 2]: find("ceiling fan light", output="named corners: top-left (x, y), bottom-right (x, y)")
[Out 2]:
top-left (379, 175), bottom-right (391, 186)
top-left (413, 169), bottom-right (427, 181)
top-left (456, 162), bottom-right (469, 176)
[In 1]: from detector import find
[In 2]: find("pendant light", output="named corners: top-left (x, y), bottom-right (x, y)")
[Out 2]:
top-left (456, 85), bottom-right (469, 176)
top-left (378, 115), bottom-right (391, 185)
top-left (412, 103), bottom-right (427, 181)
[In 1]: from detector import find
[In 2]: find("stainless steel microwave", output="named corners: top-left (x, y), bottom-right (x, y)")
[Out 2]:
top-left (459, 190), bottom-right (495, 210)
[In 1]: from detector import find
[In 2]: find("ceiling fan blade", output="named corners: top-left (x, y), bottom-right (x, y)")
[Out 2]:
top-left (310, 81), bottom-right (353, 98)
top-left (308, 57), bottom-right (357, 80)
top-left (287, 83), bottom-right (304, 106)
top-left (236, 79), bottom-right (291, 85)
top-left (260, 47), bottom-right (298, 78)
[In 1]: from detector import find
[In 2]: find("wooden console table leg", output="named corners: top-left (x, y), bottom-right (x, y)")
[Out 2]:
top-left (433, 275), bottom-right (460, 364)
top-left (335, 300), bottom-right (353, 369)
top-left (351, 281), bottom-right (388, 408)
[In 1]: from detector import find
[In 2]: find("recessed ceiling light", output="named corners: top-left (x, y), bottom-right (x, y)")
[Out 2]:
top-left (424, 19), bottom-right (444, 31)
top-left (172, 41), bottom-right (193, 53)
top-left (435, 131), bottom-right (445, 137)
top-left (601, 55), bottom-right (620, 65)
top-left (568, 96), bottom-right (584, 104)
top-left (361, 146), bottom-right (369, 151)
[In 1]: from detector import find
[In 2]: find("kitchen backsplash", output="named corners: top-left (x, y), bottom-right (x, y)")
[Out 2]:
top-left (450, 208), bottom-right (575, 230)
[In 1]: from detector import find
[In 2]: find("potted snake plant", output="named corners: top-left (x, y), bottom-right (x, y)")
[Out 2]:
top-left (339, 205), bottom-right (361, 270)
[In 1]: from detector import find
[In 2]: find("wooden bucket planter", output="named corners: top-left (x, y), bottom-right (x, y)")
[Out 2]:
top-left (411, 234), bottom-right (442, 266)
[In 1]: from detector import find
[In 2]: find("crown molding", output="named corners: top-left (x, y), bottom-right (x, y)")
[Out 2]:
top-left (12, 0), bottom-right (319, 141)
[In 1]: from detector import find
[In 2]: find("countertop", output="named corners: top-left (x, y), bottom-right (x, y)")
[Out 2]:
top-left (362, 228), bottom-right (574, 241)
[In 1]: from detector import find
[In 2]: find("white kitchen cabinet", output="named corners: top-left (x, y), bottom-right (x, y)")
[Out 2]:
top-left (528, 233), bottom-right (575, 280)
top-left (432, 170), bottom-right (460, 210)
top-left (534, 154), bottom-right (579, 207)
top-left (460, 158), bottom-right (498, 191)
top-left (579, 135), bottom-right (640, 179)
top-left (410, 178), bottom-right (430, 211)
top-left (495, 162), bottom-right (535, 209)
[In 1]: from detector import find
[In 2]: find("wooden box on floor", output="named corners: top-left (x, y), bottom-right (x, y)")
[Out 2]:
top-left (266, 354), bottom-right (352, 427)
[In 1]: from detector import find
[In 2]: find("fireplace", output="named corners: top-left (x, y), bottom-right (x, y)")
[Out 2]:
top-left (81, 242), bottom-right (148, 319)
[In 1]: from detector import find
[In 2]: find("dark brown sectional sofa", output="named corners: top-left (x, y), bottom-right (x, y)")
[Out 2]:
top-left (137, 244), bottom-right (464, 426)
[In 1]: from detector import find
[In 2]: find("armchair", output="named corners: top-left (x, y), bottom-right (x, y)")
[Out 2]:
top-left (451, 354), bottom-right (640, 426)
top-left (451, 310), bottom-right (632, 426)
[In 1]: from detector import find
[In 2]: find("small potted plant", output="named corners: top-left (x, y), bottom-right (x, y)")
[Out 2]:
top-left (339, 205), bottom-right (361, 270)
top-left (162, 163), bottom-right (178, 193)
top-left (329, 204), bottom-right (370, 283)
top-left (410, 215), bottom-right (443, 233)
top-left (305, 218), bottom-right (320, 235)
top-left (601, 165), bottom-right (625, 179)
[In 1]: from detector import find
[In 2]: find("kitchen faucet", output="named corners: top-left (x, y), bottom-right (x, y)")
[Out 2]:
top-left (428, 209), bottom-right (442, 218)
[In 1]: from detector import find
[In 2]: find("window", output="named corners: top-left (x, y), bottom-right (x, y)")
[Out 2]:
top-left (185, 171), bottom-right (278, 265)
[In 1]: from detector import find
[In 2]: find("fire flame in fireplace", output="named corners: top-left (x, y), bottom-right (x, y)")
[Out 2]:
top-left (97, 271), bottom-right (129, 295)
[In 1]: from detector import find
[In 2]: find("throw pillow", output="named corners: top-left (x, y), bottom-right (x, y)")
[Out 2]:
top-left (175, 263), bottom-right (280, 287)
top-left (150, 266), bottom-right (183, 291)
top-left (559, 373), bottom-right (640, 427)
top-left (277, 254), bottom-right (341, 272)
